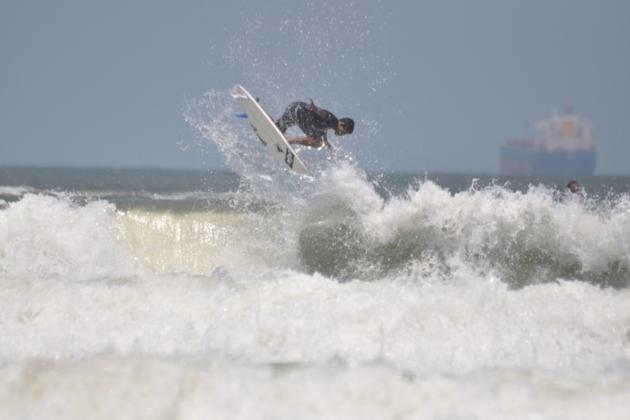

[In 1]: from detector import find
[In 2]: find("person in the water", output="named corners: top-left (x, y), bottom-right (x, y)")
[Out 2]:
top-left (275, 100), bottom-right (354, 152)
top-left (566, 180), bottom-right (580, 193)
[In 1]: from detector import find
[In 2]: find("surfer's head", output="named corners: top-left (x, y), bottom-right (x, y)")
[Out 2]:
top-left (336, 118), bottom-right (355, 135)
top-left (566, 180), bottom-right (580, 193)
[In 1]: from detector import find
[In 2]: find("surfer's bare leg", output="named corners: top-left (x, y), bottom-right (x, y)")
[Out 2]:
top-left (287, 136), bottom-right (323, 148)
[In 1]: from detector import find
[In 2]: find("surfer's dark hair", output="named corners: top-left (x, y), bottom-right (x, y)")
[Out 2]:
top-left (339, 118), bottom-right (354, 134)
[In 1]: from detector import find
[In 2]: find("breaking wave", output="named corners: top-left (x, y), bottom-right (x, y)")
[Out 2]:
top-left (2, 164), bottom-right (629, 289)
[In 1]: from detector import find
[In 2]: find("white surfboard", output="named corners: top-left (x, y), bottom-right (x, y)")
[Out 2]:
top-left (232, 85), bottom-right (310, 176)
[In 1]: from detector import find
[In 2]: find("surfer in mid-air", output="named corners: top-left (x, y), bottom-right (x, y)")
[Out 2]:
top-left (275, 100), bottom-right (354, 152)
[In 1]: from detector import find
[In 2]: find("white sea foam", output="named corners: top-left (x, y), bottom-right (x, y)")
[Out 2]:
top-left (0, 185), bottom-right (37, 197)
top-left (1, 356), bottom-right (630, 420)
top-left (0, 194), bottom-right (136, 282)
top-left (2, 275), bottom-right (630, 419)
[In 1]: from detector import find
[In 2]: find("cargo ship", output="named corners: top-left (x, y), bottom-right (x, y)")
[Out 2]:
top-left (499, 106), bottom-right (596, 176)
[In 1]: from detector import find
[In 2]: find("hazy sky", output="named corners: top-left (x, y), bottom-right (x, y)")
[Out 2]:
top-left (2, 0), bottom-right (629, 174)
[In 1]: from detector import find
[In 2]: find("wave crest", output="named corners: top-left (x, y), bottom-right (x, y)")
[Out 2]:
top-left (298, 166), bottom-right (630, 287)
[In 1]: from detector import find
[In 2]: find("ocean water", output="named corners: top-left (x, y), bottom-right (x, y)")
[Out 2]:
top-left (1, 164), bottom-right (630, 419)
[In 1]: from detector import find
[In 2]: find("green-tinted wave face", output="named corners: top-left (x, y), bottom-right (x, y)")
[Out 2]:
top-left (293, 171), bottom-right (630, 288)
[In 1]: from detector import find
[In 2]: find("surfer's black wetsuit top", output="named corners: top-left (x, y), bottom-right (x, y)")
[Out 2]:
top-left (276, 102), bottom-right (338, 141)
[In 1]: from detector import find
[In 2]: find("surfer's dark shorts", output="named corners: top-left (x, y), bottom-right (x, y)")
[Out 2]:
top-left (276, 102), bottom-right (307, 133)
top-left (275, 102), bottom-right (325, 140)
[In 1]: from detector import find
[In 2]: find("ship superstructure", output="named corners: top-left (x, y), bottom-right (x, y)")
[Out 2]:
top-left (499, 106), bottom-right (596, 176)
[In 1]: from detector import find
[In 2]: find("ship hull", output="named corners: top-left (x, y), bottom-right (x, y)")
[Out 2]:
top-left (500, 147), bottom-right (596, 176)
